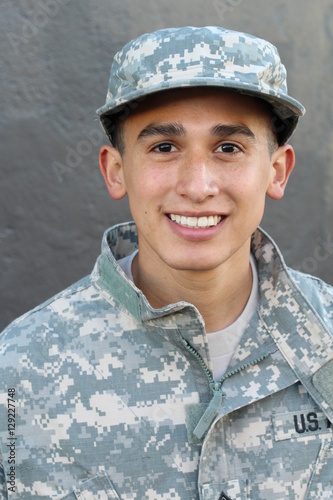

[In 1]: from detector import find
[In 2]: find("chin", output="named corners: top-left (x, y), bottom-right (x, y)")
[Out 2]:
top-left (166, 257), bottom-right (223, 273)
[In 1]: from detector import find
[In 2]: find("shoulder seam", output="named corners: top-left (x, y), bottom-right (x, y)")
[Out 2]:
top-left (4, 276), bottom-right (94, 331)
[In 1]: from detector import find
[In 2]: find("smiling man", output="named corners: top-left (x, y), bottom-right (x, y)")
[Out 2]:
top-left (0, 26), bottom-right (332, 499)
top-left (99, 88), bottom-right (293, 335)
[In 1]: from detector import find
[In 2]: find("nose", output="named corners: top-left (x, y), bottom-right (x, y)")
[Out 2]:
top-left (176, 152), bottom-right (219, 203)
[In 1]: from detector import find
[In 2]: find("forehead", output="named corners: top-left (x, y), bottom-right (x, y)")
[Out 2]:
top-left (124, 87), bottom-right (271, 130)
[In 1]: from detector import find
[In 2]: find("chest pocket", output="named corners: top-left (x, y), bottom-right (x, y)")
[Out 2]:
top-left (273, 410), bottom-right (333, 498)
top-left (63, 473), bottom-right (120, 500)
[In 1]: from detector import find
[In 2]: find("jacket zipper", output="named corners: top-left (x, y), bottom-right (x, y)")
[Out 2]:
top-left (181, 337), bottom-right (270, 439)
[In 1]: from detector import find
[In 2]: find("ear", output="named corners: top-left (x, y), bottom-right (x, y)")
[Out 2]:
top-left (266, 144), bottom-right (295, 200)
top-left (99, 145), bottom-right (127, 200)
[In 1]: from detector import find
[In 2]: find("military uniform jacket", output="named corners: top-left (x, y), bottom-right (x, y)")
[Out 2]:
top-left (0, 222), bottom-right (332, 499)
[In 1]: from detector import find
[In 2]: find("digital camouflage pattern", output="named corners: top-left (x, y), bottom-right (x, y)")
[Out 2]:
top-left (0, 223), bottom-right (332, 499)
top-left (96, 26), bottom-right (305, 145)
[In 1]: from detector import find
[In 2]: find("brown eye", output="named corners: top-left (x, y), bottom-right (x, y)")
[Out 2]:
top-left (216, 143), bottom-right (241, 154)
top-left (153, 143), bottom-right (177, 153)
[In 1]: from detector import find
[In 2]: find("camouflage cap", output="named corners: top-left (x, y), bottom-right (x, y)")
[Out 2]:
top-left (97, 26), bottom-right (305, 144)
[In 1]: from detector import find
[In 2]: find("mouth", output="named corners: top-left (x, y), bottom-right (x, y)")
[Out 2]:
top-left (168, 214), bottom-right (224, 229)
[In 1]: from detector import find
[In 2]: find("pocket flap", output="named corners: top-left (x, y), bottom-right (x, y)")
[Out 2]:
top-left (73, 473), bottom-right (120, 499)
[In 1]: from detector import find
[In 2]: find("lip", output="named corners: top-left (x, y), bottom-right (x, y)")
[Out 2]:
top-left (166, 212), bottom-right (226, 241)
top-left (167, 211), bottom-right (224, 217)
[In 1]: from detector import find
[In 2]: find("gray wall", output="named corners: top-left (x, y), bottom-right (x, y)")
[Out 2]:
top-left (1, 0), bottom-right (333, 330)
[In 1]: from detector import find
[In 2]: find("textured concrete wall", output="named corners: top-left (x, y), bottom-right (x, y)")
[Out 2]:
top-left (1, 0), bottom-right (333, 330)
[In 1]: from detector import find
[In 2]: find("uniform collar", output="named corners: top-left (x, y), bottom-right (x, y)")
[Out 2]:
top-left (93, 222), bottom-right (202, 326)
top-left (93, 221), bottom-right (328, 332)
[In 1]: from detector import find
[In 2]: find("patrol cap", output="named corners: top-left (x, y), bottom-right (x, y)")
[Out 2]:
top-left (97, 26), bottom-right (305, 145)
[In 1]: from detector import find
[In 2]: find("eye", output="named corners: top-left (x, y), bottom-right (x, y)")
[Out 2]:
top-left (152, 142), bottom-right (178, 153)
top-left (215, 143), bottom-right (241, 154)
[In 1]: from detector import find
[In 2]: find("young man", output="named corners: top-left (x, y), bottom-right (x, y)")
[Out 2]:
top-left (0, 26), bottom-right (332, 499)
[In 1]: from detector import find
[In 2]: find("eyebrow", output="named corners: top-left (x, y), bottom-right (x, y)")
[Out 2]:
top-left (136, 122), bottom-right (256, 142)
top-left (137, 122), bottom-right (186, 141)
top-left (210, 124), bottom-right (256, 141)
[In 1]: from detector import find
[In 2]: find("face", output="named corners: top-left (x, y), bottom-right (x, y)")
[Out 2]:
top-left (100, 88), bottom-right (294, 275)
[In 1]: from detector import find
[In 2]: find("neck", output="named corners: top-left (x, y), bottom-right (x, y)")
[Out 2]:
top-left (132, 247), bottom-right (253, 333)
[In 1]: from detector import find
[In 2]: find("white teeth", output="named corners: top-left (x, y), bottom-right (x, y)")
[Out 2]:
top-left (169, 214), bottom-right (222, 228)
top-left (198, 216), bottom-right (208, 228)
top-left (187, 217), bottom-right (197, 227)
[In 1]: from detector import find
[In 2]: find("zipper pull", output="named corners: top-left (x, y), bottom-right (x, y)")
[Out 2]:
top-left (193, 384), bottom-right (224, 440)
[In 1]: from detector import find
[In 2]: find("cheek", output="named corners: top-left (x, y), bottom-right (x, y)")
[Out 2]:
top-left (132, 169), bottom-right (171, 209)
top-left (125, 173), bottom-right (165, 220)
top-left (229, 168), bottom-right (269, 211)
top-left (146, 165), bottom-right (172, 188)
top-left (130, 162), bottom-right (168, 187)
top-left (226, 172), bottom-right (257, 197)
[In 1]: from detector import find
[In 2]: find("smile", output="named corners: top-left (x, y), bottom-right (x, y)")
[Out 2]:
top-left (169, 214), bottom-right (223, 228)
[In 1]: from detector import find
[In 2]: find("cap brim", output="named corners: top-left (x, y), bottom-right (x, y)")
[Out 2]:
top-left (97, 78), bottom-right (305, 144)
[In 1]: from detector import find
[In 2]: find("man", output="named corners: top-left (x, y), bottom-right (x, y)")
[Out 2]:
top-left (0, 26), bottom-right (332, 499)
